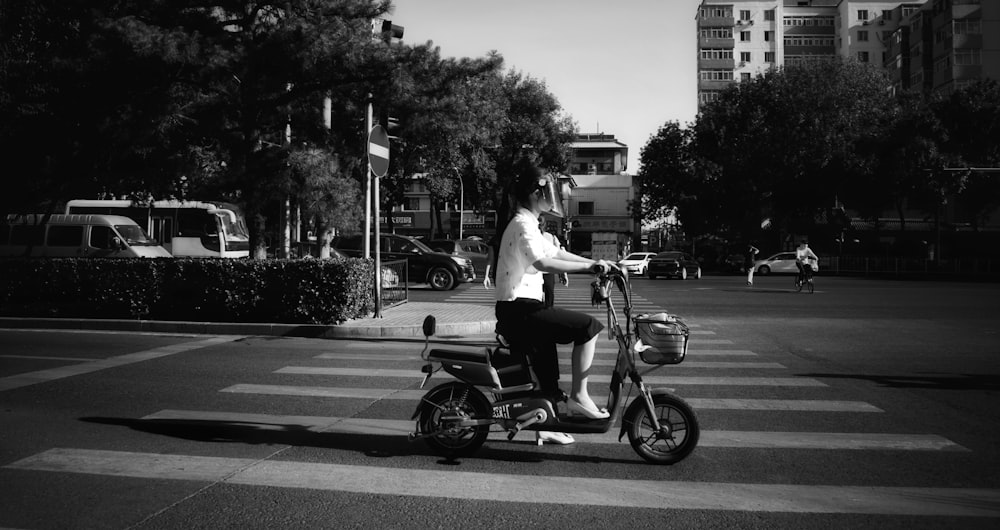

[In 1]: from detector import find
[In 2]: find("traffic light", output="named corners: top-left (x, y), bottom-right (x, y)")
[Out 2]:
top-left (381, 20), bottom-right (404, 42)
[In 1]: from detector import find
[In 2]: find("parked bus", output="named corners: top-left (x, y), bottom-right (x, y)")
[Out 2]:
top-left (65, 200), bottom-right (250, 258)
top-left (0, 214), bottom-right (171, 258)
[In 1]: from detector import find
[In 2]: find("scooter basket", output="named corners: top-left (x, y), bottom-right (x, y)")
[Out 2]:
top-left (633, 313), bottom-right (689, 365)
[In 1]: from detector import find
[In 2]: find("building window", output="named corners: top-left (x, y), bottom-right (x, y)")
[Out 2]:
top-left (701, 48), bottom-right (733, 60)
top-left (403, 198), bottom-right (420, 211)
top-left (699, 91), bottom-right (722, 104)
top-left (954, 19), bottom-right (981, 35)
top-left (740, 31), bottom-right (751, 41)
top-left (882, 10), bottom-right (893, 21)
top-left (765, 31), bottom-right (774, 41)
top-left (857, 9), bottom-right (869, 21)
top-left (741, 72), bottom-right (751, 82)
top-left (764, 9), bottom-right (775, 21)
top-left (700, 28), bottom-right (733, 39)
top-left (858, 51), bottom-right (870, 63)
top-left (740, 51), bottom-right (751, 62)
top-left (764, 51), bottom-right (775, 63)
top-left (700, 7), bottom-right (732, 18)
top-left (858, 30), bottom-right (869, 42)
top-left (578, 202), bottom-right (595, 216)
top-left (955, 49), bottom-right (981, 65)
top-left (740, 10), bottom-right (751, 20)
top-left (700, 70), bottom-right (734, 81)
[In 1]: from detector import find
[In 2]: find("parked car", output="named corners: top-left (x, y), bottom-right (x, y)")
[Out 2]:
top-left (0, 214), bottom-right (171, 258)
top-left (333, 233), bottom-right (474, 290)
top-left (618, 252), bottom-right (657, 276)
top-left (647, 251), bottom-right (702, 280)
top-left (323, 247), bottom-right (399, 287)
top-left (427, 239), bottom-right (490, 276)
top-left (752, 252), bottom-right (819, 275)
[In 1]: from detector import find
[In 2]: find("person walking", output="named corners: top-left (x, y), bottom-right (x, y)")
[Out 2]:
top-left (539, 219), bottom-right (569, 308)
top-left (746, 242), bottom-right (760, 286)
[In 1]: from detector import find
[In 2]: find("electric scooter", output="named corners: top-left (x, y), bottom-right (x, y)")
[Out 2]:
top-left (407, 268), bottom-right (700, 464)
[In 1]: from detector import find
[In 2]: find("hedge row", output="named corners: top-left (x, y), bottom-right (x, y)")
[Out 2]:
top-left (0, 258), bottom-right (375, 324)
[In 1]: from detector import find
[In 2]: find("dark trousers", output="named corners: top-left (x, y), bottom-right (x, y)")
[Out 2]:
top-left (542, 273), bottom-right (555, 308)
top-left (495, 299), bottom-right (604, 393)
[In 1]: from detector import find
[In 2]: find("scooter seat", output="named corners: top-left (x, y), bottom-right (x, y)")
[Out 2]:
top-left (427, 348), bottom-right (488, 364)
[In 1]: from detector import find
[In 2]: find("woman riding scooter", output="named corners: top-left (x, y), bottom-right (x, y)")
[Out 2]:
top-left (494, 158), bottom-right (618, 444)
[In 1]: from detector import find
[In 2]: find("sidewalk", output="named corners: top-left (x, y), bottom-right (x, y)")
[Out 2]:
top-left (0, 302), bottom-right (497, 341)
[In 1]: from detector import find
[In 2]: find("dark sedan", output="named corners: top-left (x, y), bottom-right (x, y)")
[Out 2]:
top-left (333, 233), bottom-right (474, 290)
top-left (647, 251), bottom-right (702, 280)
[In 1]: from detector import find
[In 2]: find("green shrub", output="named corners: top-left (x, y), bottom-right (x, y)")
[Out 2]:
top-left (0, 257), bottom-right (374, 324)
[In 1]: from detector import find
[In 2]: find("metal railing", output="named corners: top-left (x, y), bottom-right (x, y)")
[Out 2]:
top-left (380, 259), bottom-right (408, 308)
top-left (820, 256), bottom-right (1000, 279)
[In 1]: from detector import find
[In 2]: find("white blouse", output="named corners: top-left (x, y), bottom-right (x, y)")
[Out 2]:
top-left (494, 208), bottom-right (559, 302)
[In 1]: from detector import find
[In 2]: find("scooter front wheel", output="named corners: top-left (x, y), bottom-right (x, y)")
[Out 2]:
top-left (624, 393), bottom-right (699, 465)
top-left (417, 382), bottom-right (491, 458)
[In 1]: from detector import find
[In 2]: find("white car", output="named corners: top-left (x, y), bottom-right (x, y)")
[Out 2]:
top-left (618, 252), bottom-right (657, 276)
top-left (753, 252), bottom-right (819, 275)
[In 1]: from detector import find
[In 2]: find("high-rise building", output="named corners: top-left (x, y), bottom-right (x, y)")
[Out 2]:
top-left (696, 0), bottom-right (1000, 105)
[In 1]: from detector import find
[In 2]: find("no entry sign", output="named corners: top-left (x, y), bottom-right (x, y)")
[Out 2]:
top-left (368, 125), bottom-right (390, 177)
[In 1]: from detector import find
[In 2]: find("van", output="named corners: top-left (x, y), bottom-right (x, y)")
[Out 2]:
top-left (0, 214), bottom-right (171, 258)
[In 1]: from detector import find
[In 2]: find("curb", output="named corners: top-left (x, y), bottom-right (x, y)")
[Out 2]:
top-left (0, 314), bottom-right (497, 340)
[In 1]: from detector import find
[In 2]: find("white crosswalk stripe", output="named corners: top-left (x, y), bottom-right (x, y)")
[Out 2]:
top-left (7, 284), bottom-right (996, 520)
top-left (9, 448), bottom-right (996, 516)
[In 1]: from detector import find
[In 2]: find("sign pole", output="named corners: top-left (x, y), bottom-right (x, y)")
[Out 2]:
top-left (367, 123), bottom-right (391, 319)
top-left (363, 96), bottom-right (373, 260)
top-left (374, 152), bottom-right (382, 318)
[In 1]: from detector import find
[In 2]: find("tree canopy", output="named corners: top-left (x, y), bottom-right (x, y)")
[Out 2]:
top-left (639, 58), bottom-right (1000, 249)
top-left (0, 0), bottom-right (576, 256)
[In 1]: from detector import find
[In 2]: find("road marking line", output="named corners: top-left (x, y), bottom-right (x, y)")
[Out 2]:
top-left (313, 353), bottom-right (780, 369)
top-left (8, 448), bottom-right (990, 515)
top-left (0, 336), bottom-right (243, 392)
top-left (0, 354), bottom-right (101, 362)
top-left (274, 367), bottom-right (824, 387)
top-left (219, 387), bottom-right (879, 412)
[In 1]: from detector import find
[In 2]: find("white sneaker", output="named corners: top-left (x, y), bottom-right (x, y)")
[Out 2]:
top-left (536, 431), bottom-right (575, 445)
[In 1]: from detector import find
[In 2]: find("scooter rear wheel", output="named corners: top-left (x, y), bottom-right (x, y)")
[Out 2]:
top-left (417, 382), bottom-right (491, 458)
top-left (624, 393), bottom-right (699, 465)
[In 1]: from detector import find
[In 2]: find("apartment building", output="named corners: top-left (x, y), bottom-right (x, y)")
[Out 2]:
top-left (887, 0), bottom-right (1000, 95)
top-left (694, 0), bottom-right (1000, 106)
top-left (562, 133), bottom-right (638, 256)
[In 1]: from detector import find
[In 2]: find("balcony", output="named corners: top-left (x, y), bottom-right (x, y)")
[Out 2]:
top-left (699, 37), bottom-right (735, 48)
top-left (699, 58), bottom-right (736, 69)
top-left (699, 16), bottom-right (734, 27)
top-left (698, 79), bottom-right (737, 91)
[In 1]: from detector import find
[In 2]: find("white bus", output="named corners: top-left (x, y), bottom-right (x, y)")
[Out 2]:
top-left (65, 200), bottom-right (250, 258)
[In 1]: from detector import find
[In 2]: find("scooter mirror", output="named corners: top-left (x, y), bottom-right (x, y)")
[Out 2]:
top-left (422, 315), bottom-right (436, 337)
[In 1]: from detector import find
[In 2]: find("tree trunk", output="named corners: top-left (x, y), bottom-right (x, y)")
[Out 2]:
top-left (249, 209), bottom-right (268, 259)
top-left (317, 217), bottom-right (334, 259)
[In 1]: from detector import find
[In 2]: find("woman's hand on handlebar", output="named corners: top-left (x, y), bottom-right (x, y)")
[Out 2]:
top-left (591, 260), bottom-right (619, 275)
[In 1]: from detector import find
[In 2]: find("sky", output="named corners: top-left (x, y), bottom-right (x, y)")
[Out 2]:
top-left (389, 0), bottom-right (704, 174)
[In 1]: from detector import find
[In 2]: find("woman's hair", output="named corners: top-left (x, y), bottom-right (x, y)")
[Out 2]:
top-left (511, 157), bottom-right (545, 207)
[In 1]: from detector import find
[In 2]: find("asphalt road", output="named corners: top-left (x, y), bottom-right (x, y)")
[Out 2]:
top-left (2, 274), bottom-right (999, 529)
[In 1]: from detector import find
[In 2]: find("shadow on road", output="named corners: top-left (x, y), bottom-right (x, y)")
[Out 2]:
top-left (802, 373), bottom-right (1000, 391)
top-left (78, 416), bottom-right (643, 466)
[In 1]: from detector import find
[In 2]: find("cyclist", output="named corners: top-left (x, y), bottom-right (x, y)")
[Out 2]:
top-left (795, 240), bottom-right (818, 285)
top-left (494, 158), bottom-right (617, 444)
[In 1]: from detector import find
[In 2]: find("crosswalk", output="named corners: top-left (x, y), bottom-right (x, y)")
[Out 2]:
top-left (6, 282), bottom-right (1000, 520)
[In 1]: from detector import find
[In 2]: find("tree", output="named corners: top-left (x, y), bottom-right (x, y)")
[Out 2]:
top-left (1, 0), bottom-right (394, 258)
top-left (932, 80), bottom-right (1000, 231)
top-left (686, 58), bottom-right (893, 245)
